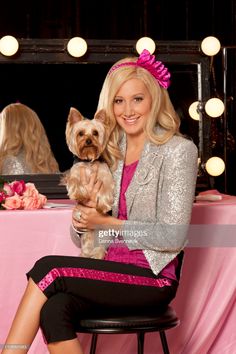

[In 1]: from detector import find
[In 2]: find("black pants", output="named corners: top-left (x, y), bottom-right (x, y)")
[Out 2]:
top-left (27, 255), bottom-right (178, 343)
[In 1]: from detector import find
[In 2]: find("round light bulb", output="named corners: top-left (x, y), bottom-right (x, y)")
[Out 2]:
top-left (205, 98), bottom-right (224, 118)
top-left (201, 36), bottom-right (221, 56)
top-left (0, 35), bottom-right (19, 56)
top-left (188, 101), bottom-right (200, 120)
top-left (67, 37), bottom-right (87, 58)
top-left (136, 37), bottom-right (156, 54)
top-left (205, 157), bottom-right (225, 176)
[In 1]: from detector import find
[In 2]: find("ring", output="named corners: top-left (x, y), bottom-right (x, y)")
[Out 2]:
top-left (75, 210), bottom-right (82, 221)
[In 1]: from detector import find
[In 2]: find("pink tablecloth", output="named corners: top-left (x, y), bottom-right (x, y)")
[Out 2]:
top-left (0, 200), bottom-right (236, 354)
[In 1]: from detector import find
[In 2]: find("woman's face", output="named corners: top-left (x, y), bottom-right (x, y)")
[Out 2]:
top-left (113, 78), bottom-right (152, 138)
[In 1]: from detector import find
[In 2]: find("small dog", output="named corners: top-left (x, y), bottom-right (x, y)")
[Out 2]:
top-left (63, 107), bottom-right (114, 259)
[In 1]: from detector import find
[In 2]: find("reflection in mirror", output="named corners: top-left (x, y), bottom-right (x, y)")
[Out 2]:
top-left (0, 102), bottom-right (60, 175)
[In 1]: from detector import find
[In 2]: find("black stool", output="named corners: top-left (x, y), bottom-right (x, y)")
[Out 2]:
top-left (76, 305), bottom-right (179, 354)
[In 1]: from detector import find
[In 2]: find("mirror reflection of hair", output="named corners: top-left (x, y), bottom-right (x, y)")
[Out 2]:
top-left (0, 103), bottom-right (59, 175)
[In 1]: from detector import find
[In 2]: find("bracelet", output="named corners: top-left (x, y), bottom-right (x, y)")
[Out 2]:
top-left (71, 223), bottom-right (86, 235)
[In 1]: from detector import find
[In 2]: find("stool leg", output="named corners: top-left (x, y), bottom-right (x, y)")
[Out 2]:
top-left (90, 333), bottom-right (98, 354)
top-left (137, 332), bottom-right (145, 354)
top-left (159, 331), bottom-right (170, 354)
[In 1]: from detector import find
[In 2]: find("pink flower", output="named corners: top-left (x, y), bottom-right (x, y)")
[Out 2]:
top-left (22, 194), bottom-right (47, 210)
top-left (1, 179), bottom-right (47, 210)
top-left (23, 183), bottom-right (39, 198)
top-left (10, 180), bottom-right (26, 196)
top-left (22, 196), bottom-right (40, 210)
top-left (39, 194), bottom-right (47, 207)
top-left (2, 195), bottom-right (23, 210)
top-left (0, 191), bottom-right (6, 203)
top-left (3, 183), bottom-right (14, 197)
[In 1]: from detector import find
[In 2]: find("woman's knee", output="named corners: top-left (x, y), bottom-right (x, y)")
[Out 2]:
top-left (34, 255), bottom-right (59, 268)
top-left (29, 255), bottom-right (59, 277)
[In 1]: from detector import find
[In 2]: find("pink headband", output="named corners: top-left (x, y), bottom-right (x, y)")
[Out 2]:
top-left (108, 49), bottom-right (171, 89)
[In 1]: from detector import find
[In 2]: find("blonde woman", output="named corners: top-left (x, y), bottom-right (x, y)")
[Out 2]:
top-left (0, 103), bottom-right (59, 174)
top-left (2, 50), bottom-right (197, 354)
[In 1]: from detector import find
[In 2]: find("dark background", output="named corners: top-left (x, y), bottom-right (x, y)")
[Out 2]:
top-left (0, 0), bottom-right (236, 193)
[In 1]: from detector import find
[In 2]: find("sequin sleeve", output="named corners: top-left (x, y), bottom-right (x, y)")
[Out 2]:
top-left (121, 138), bottom-right (198, 252)
top-left (70, 225), bottom-right (82, 248)
top-left (1, 155), bottom-right (31, 174)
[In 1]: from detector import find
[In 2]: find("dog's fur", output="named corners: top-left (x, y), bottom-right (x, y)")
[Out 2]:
top-left (63, 107), bottom-right (114, 259)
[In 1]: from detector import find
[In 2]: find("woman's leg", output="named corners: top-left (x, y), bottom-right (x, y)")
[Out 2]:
top-left (2, 279), bottom-right (84, 354)
top-left (40, 293), bottom-right (87, 352)
top-left (2, 278), bottom-right (47, 354)
top-left (2, 254), bottom-right (177, 353)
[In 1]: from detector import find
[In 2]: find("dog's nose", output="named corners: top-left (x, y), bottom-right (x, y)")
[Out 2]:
top-left (85, 138), bottom-right (92, 145)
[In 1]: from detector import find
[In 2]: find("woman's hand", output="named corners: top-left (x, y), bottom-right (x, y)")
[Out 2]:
top-left (72, 204), bottom-right (123, 231)
top-left (72, 204), bottom-right (109, 230)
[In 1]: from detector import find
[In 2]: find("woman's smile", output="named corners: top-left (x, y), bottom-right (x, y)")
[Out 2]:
top-left (123, 116), bottom-right (140, 125)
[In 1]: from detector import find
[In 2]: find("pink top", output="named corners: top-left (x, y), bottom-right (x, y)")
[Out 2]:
top-left (105, 160), bottom-right (178, 280)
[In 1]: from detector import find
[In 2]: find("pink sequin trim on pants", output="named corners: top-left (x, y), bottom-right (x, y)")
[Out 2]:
top-left (37, 267), bottom-right (172, 291)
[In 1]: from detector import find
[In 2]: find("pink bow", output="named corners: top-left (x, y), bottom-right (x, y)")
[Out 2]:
top-left (137, 49), bottom-right (171, 89)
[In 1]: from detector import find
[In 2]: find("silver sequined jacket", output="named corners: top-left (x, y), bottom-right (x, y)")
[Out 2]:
top-left (112, 133), bottom-right (198, 276)
top-left (1, 149), bottom-right (31, 174)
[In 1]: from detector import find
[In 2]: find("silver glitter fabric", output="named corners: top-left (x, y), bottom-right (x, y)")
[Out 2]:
top-left (112, 132), bottom-right (198, 275)
top-left (1, 149), bottom-right (32, 174)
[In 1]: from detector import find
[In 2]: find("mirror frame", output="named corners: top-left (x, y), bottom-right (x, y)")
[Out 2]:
top-left (0, 39), bottom-right (211, 198)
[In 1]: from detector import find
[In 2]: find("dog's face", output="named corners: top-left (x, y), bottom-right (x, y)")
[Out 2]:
top-left (66, 108), bottom-right (109, 161)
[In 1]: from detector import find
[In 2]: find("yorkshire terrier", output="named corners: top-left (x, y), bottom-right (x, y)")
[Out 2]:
top-left (63, 107), bottom-right (114, 259)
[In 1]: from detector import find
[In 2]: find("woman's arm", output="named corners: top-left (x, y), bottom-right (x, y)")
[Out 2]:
top-left (70, 203), bottom-right (124, 249)
top-left (2, 155), bottom-right (29, 174)
top-left (72, 205), bottom-right (123, 230)
top-left (121, 139), bottom-right (198, 251)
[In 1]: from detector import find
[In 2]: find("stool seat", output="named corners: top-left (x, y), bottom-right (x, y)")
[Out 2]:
top-left (76, 306), bottom-right (180, 354)
top-left (78, 306), bottom-right (179, 333)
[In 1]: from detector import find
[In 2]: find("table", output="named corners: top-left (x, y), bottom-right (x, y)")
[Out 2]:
top-left (0, 199), bottom-right (236, 354)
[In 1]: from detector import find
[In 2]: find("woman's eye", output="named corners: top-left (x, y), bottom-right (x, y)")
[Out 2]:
top-left (134, 96), bottom-right (143, 102)
top-left (114, 98), bottom-right (123, 104)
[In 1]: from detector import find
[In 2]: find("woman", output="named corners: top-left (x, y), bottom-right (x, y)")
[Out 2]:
top-left (2, 50), bottom-right (198, 354)
top-left (0, 103), bottom-right (59, 174)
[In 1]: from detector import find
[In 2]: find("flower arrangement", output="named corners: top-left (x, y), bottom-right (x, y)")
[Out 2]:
top-left (0, 178), bottom-right (47, 210)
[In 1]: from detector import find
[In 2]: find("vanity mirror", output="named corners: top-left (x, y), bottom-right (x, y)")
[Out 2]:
top-left (0, 39), bottom-right (211, 197)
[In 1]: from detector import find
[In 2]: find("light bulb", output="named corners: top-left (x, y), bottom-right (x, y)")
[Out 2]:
top-left (67, 37), bottom-right (87, 58)
top-left (136, 37), bottom-right (156, 54)
top-left (205, 98), bottom-right (224, 118)
top-left (205, 157), bottom-right (225, 176)
top-left (188, 101), bottom-right (200, 120)
top-left (0, 35), bottom-right (19, 56)
top-left (201, 36), bottom-right (221, 56)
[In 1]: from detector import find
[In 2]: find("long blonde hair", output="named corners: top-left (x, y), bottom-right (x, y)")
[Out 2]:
top-left (0, 103), bottom-right (59, 173)
top-left (97, 55), bottom-right (181, 169)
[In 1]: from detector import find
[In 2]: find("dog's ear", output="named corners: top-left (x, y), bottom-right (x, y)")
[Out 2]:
top-left (94, 109), bottom-right (109, 125)
top-left (68, 107), bottom-right (84, 124)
